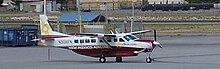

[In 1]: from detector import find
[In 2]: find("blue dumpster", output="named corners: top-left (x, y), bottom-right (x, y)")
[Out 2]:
top-left (0, 25), bottom-right (38, 47)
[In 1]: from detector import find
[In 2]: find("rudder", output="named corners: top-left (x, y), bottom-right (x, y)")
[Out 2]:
top-left (39, 15), bottom-right (53, 35)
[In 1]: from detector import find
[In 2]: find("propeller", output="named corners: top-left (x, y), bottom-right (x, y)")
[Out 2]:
top-left (154, 29), bottom-right (157, 41)
top-left (153, 30), bottom-right (162, 48)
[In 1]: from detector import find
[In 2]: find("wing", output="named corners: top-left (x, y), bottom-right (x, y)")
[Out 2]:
top-left (126, 30), bottom-right (152, 35)
top-left (79, 33), bottom-right (116, 37)
top-left (79, 30), bottom-right (151, 37)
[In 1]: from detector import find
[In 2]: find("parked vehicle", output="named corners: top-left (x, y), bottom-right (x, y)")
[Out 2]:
top-left (141, 3), bottom-right (214, 11)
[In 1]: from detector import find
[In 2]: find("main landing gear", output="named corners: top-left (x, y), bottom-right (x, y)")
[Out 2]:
top-left (99, 57), bottom-right (123, 63)
top-left (115, 57), bottom-right (122, 62)
top-left (98, 53), bottom-right (153, 63)
top-left (99, 57), bottom-right (106, 63)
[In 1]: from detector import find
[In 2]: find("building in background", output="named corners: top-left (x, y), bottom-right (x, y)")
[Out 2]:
top-left (53, 0), bottom-right (144, 11)
top-left (56, 0), bottom-right (76, 11)
top-left (0, 0), bottom-right (16, 11)
top-left (0, 0), bottom-right (59, 13)
top-left (143, 0), bottom-right (187, 4)
top-left (18, 0), bottom-right (58, 13)
top-left (80, 0), bottom-right (143, 10)
top-left (64, 0), bottom-right (187, 10)
top-left (0, 0), bottom-right (190, 12)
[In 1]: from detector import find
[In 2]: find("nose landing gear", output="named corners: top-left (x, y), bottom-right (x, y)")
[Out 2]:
top-left (146, 52), bottom-right (152, 63)
top-left (146, 56), bottom-right (152, 63)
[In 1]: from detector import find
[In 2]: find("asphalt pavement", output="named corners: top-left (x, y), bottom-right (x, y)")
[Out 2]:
top-left (0, 36), bottom-right (220, 69)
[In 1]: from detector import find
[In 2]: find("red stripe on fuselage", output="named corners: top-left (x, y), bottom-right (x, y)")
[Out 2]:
top-left (60, 46), bottom-right (150, 57)
top-left (42, 35), bottom-right (69, 39)
top-left (135, 39), bottom-right (154, 43)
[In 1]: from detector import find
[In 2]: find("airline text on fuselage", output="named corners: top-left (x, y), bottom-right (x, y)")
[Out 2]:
top-left (68, 45), bottom-right (109, 49)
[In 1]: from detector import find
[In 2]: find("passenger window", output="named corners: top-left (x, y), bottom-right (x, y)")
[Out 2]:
top-left (107, 39), bottom-right (112, 42)
top-left (119, 38), bottom-right (125, 42)
top-left (80, 39), bottom-right (84, 43)
top-left (74, 40), bottom-right (79, 43)
top-left (91, 39), bottom-right (96, 43)
top-left (85, 39), bottom-right (90, 43)
top-left (100, 40), bottom-right (103, 43)
top-left (114, 38), bottom-right (117, 42)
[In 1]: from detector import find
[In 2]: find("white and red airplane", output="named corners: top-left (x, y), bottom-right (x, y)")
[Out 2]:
top-left (39, 15), bottom-right (161, 63)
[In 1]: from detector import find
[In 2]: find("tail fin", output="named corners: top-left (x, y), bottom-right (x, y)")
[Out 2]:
top-left (39, 15), bottom-right (54, 35)
top-left (39, 15), bottom-right (70, 38)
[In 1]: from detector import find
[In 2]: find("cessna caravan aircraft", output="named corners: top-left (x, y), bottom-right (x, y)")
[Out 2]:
top-left (39, 15), bottom-right (161, 63)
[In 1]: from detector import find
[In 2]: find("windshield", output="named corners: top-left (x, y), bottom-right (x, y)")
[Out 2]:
top-left (127, 35), bottom-right (137, 40)
top-left (123, 35), bottom-right (138, 41)
top-left (123, 36), bottom-right (130, 41)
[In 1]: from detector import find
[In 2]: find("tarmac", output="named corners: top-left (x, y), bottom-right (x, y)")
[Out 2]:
top-left (0, 36), bottom-right (220, 69)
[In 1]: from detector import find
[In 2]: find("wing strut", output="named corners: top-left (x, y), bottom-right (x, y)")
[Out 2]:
top-left (101, 37), bottom-right (113, 49)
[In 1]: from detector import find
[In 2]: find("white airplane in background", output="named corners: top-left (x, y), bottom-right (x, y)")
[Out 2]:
top-left (39, 15), bottom-right (161, 63)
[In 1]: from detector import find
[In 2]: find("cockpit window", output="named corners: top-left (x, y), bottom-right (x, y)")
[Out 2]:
top-left (119, 38), bottom-right (125, 42)
top-left (123, 36), bottom-right (130, 41)
top-left (127, 35), bottom-right (137, 40)
top-left (122, 35), bottom-right (138, 41)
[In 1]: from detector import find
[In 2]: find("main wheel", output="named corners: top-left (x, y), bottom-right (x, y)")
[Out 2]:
top-left (146, 57), bottom-right (152, 63)
top-left (115, 57), bottom-right (122, 62)
top-left (99, 57), bottom-right (106, 63)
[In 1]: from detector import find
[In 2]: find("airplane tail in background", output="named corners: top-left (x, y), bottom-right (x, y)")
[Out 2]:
top-left (39, 15), bottom-right (70, 39)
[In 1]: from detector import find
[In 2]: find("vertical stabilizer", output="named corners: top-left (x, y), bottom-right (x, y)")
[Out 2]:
top-left (39, 15), bottom-right (70, 38)
top-left (40, 15), bottom-right (53, 35)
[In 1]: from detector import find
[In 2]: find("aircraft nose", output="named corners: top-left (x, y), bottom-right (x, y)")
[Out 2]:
top-left (153, 41), bottom-right (162, 48)
top-left (153, 41), bottom-right (160, 45)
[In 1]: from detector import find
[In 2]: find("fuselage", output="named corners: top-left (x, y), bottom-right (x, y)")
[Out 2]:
top-left (43, 35), bottom-right (155, 57)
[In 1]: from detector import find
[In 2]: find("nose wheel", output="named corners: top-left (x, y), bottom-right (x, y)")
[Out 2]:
top-left (146, 56), bottom-right (152, 63)
top-left (146, 52), bottom-right (152, 63)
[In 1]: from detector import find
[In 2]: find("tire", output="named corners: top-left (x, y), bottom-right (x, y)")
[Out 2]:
top-left (115, 57), bottom-right (122, 62)
top-left (99, 57), bottom-right (106, 63)
top-left (146, 57), bottom-right (152, 63)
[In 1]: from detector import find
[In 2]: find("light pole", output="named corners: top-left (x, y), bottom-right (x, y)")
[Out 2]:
top-left (43, 0), bottom-right (50, 61)
top-left (44, 0), bottom-right (46, 15)
top-left (131, 0), bottom-right (136, 32)
top-left (77, 0), bottom-right (82, 33)
top-left (123, 21), bottom-right (127, 32)
top-left (104, 0), bottom-right (111, 32)
top-left (104, 1), bottom-right (108, 24)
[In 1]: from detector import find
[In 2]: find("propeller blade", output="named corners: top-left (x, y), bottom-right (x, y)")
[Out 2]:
top-left (153, 30), bottom-right (162, 48)
top-left (153, 41), bottom-right (162, 48)
top-left (154, 29), bottom-right (157, 41)
top-left (158, 45), bottom-right (163, 48)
